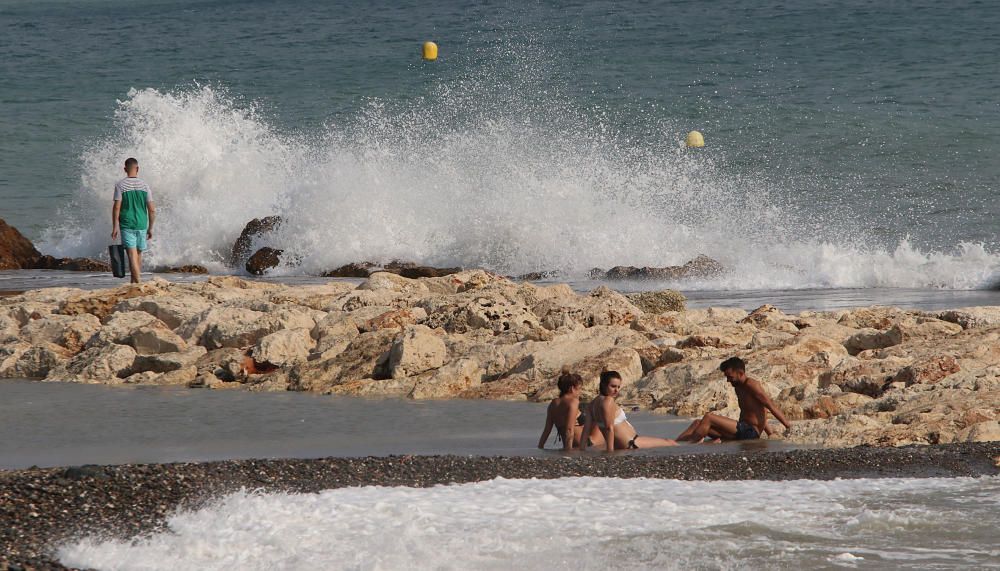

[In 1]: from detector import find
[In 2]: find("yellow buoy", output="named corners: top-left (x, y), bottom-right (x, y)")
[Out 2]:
top-left (422, 41), bottom-right (438, 61)
top-left (685, 130), bottom-right (705, 148)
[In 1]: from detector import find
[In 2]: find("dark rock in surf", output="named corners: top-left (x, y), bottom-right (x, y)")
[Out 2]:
top-left (152, 265), bottom-right (209, 274)
top-left (322, 262), bottom-right (377, 278)
top-left (246, 247), bottom-right (284, 275)
top-left (514, 270), bottom-right (562, 281)
top-left (383, 260), bottom-right (462, 278)
top-left (0, 219), bottom-right (42, 270)
top-left (32, 255), bottom-right (111, 272)
top-left (230, 216), bottom-right (283, 268)
top-left (321, 261), bottom-right (462, 279)
top-left (592, 255), bottom-right (724, 281)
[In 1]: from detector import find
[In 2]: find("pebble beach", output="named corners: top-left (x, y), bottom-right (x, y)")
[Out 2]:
top-left (3, 442), bottom-right (1000, 570)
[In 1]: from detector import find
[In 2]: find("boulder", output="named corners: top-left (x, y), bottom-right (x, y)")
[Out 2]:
top-left (0, 313), bottom-right (21, 343)
top-left (836, 306), bottom-right (914, 329)
top-left (956, 421), bottom-right (1000, 443)
top-left (564, 347), bottom-right (643, 398)
top-left (10, 343), bottom-right (69, 379)
top-left (246, 247), bottom-right (284, 275)
top-left (0, 219), bottom-right (41, 269)
top-left (502, 326), bottom-right (649, 390)
top-left (230, 215), bottom-right (282, 267)
top-left (127, 325), bottom-right (188, 355)
top-left (933, 306), bottom-right (1000, 330)
top-left (86, 311), bottom-right (164, 349)
top-left (891, 355), bottom-right (961, 386)
top-left (58, 281), bottom-right (169, 320)
top-left (843, 326), bottom-right (904, 355)
top-left (411, 358), bottom-right (483, 399)
top-left (361, 307), bottom-right (428, 332)
top-left (533, 286), bottom-right (641, 330)
top-left (388, 325), bottom-right (446, 379)
top-left (47, 344), bottom-right (138, 383)
top-left (818, 356), bottom-right (910, 397)
top-left (267, 282), bottom-right (355, 310)
top-left (624, 290), bottom-right (686, 314)
top-left (421, 291), bottom-right (541, 335)
top-left (20, 313), bottom-right (102, 354)
top-left (322, 262), bottom-right (377, 278)
top-left (132, 346), bottom-right (208, 374)
top-left (150, 265), bottom-right (209, 274)
top-left (0, 341), bottom-right (30, 377)
top-left (289, 329), bottom-right (399, 391)
top-left (31, 256), bottom-right (111, 272)
top-left (113, 295), bottom-right (212, 329)
top-left (194, 348), bottom-right (247, 382)
top-left (381, 261), bottom-right (462, 279)
top-left (185, 306), bottom-right (315, 350)
top-left (177, 306), bottom-right (265, 345)
top-left (312, 311), bottom-right (361, 355)
top-left (358, 272), bottom-right (430, 294)
top-left (251, 328), bottom-right (314, 366)
top-left (623, 360), bottom-right (735, 416)
top-left (594, 255), bottom-right (724, 280)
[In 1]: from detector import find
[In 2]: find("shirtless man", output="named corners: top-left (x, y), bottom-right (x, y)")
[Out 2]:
top-left (676, 357), bottom-right (791, 443)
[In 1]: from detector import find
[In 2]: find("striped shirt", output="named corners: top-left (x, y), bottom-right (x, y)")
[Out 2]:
top-left (113, 177), bottom-right (153, 230)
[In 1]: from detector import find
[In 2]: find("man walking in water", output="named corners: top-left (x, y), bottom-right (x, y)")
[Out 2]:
top-left (111, 157), bottom-right (156, 284)
top-left (676, 357), bottom-right (792, 442)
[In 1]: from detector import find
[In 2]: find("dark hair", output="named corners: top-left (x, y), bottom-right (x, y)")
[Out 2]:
top-left (124, 157), bottom-right (139, 170)
top-left (556, 371), bottom-right (583, 396)
top-left (719, 357), bottom-right (746, 372)
top-left (598, 370), bottom-right (622, 396)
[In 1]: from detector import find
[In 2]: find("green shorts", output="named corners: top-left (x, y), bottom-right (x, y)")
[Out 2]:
top-left (121, 228), bottom-right (147, 251)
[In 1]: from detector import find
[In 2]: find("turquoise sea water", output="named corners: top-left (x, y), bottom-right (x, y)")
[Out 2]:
top-left (2, 0), bottom-right (1000, 289)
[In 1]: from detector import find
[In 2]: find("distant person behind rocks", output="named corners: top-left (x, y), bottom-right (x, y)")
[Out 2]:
top-left (538, 371), bottom-right (604, 450)
top-left (676, 357), bottom-right (792, 443)
top-left (111, 157), bottom-right (156, 283)
top-left (582, 370), bottom-right (677, 451)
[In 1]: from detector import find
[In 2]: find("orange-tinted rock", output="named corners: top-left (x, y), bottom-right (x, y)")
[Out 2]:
top-left (0, 219), bottom-right (41, 269)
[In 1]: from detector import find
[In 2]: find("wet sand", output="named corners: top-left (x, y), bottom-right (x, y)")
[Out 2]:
top-left (2, 442), bottom-right (999, 570)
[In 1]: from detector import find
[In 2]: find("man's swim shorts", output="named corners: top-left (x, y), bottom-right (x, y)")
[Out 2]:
top-left (121, 228), bottom-right (147, 251)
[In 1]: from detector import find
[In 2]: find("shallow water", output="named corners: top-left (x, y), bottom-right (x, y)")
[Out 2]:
top-left (3, 269), bottom-right (1000, 314)
top-left (57, 475), bottom-right (1000, 570)
top-left (0, 380), bottom-right (795, 470)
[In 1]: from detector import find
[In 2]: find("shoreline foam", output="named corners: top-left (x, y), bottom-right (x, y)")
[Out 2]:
top-left (2, 442), bottom-right (999, 569)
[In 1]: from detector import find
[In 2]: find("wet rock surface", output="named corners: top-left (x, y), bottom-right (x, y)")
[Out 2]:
top-left (1, 442), bottom-right (997, 570)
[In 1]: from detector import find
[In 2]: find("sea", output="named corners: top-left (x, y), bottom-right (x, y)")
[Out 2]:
top-left (3, 0), bottom-right (1000, 568)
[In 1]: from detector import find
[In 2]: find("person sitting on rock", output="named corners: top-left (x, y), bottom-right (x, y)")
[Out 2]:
top-left (676, 357), bottom-right (792, 443)
top-left (538, 371), bottom-right (604, 450)
top-left (581, 370), bottom-right (677, 451)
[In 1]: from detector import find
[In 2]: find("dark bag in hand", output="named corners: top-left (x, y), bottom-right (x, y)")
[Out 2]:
top-left (109, 244), bottom-right (127, 278)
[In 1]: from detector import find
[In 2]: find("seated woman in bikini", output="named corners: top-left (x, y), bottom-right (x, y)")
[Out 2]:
top-left (537, 371), bottom-right (605, 450)
top-left (581, 370), bottom-right (677, 451)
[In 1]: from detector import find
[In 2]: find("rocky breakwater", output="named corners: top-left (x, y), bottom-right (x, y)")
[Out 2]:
top-left (1, 272), bottom-right (998, 448)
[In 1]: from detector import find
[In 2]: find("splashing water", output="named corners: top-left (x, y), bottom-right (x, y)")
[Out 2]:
top-left (38, 59), bottom-right (1000, 289)
top-left (57, 476), bottom-right (1000, 570)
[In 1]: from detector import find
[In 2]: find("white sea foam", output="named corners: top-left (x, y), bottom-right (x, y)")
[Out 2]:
top-left (38, 81), bottom-right (1000, 290)
top-left (57, 476), bottom-right (1000, 570)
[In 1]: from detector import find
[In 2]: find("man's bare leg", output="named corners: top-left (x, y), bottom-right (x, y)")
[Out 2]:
top-left (676, 420), bottom-right (701, 442)
top-left (679, 413), bottom-right (740, 443)
top-left (127, 248), bottom-right (142, 284)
